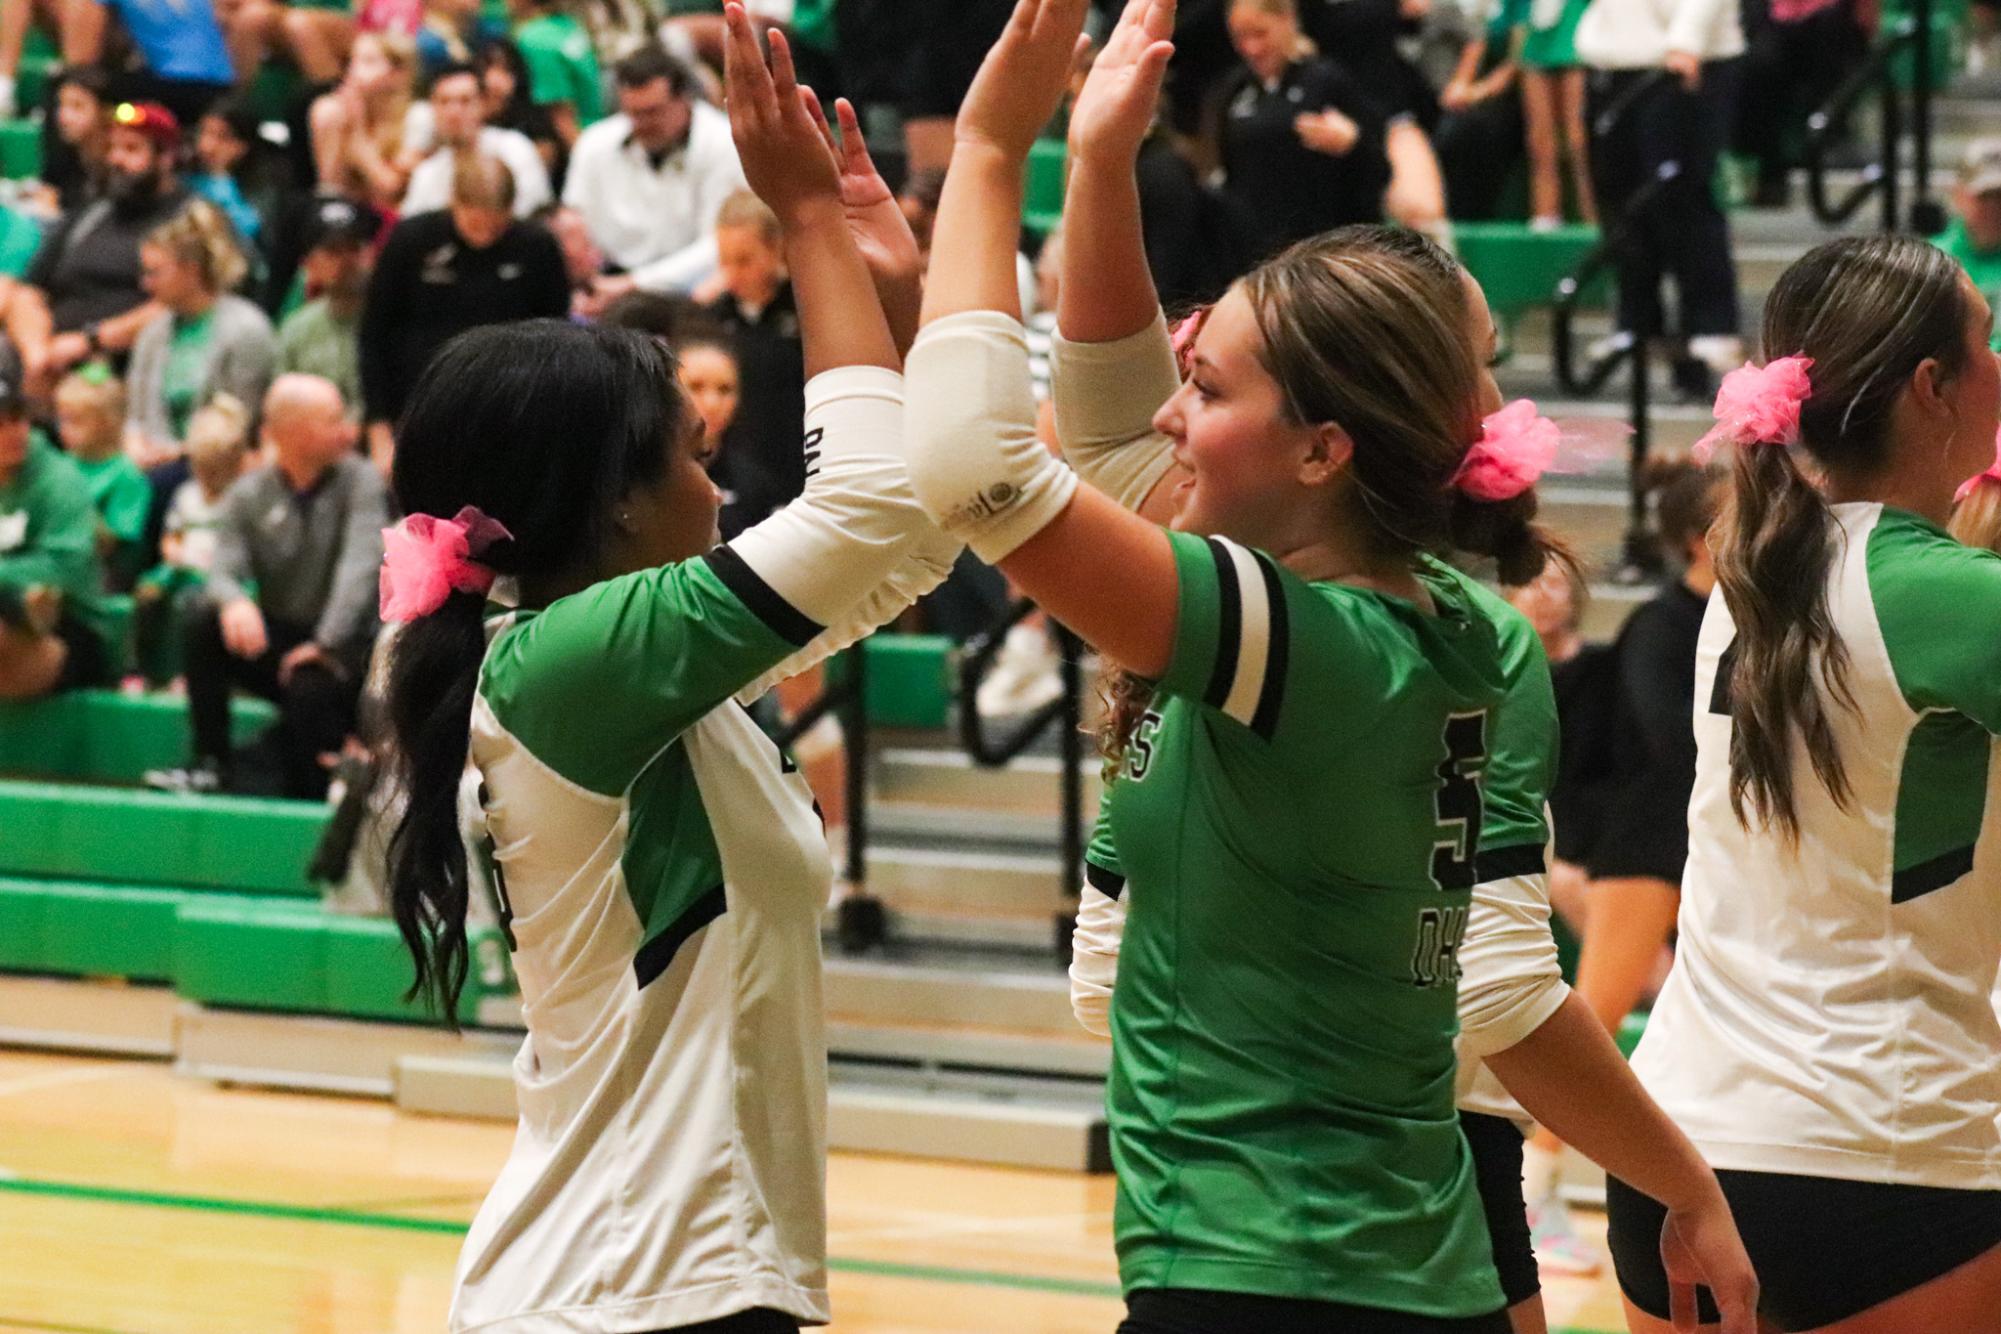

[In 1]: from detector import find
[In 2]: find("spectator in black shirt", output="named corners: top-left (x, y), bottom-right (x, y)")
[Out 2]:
top-left (358, 152), bottom-right (569, 472)
top-left (1218, 0), bottom-right (1391, 258)
top-left (700, 190), bottom-right (804, 531)
top-left (5, 100), bottom-right (189, 400)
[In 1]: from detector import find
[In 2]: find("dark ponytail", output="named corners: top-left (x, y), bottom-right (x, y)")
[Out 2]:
top-left (385, 320), bottom-right (683, 1021)
top-left (1716, 235), bottom-right (1969, 840)
top-left (1448, 488), bottom-right (1571, 588)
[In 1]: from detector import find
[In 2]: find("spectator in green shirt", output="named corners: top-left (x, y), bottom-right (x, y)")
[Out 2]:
top-left (54, 365), bottom-right (151, 590)
top-left (509, 0), bottom-right (602, 150)
top-left (276, 196), bottom-right (375, 419)
top-left (1937, 138), bottom-right (2001, 353)
top-left (0, 371), bottom-right (112, 699)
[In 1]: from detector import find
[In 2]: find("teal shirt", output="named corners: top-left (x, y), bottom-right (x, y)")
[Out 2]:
top-left (1935, 220), bottom-right (2001, 351)
top-left (0, 434), bottom-right (110, 649)
top-left (514, 12), bottom-right (603, 125)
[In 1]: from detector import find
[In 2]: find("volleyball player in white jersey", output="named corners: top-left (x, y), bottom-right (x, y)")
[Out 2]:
top-left (378, 12), bottom-right (957, 1330)
top-left (1606, 235), bottom-right (2001, 1332)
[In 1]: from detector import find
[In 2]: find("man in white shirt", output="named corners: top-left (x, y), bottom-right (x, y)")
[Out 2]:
top-left (563, 46), bottom-right (746, 300)
top-left (402, 62), bottom-right (553, 219)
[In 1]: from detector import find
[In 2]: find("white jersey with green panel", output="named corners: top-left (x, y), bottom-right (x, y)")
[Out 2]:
top-left (1634, 503), bottom-right (2001, 1190)
top-left (1096, 529), bottom-right (1514, 1318)
top-left (447, 367), bottom-right (958, 1333)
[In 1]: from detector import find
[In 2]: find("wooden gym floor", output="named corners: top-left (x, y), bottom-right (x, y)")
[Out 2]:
top-left (0, 1049), bottom-right (1630, 1334)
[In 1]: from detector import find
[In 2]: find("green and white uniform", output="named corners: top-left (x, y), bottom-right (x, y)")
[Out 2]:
top-left (449, 367), bottom-right (957, 1333)
top-left (1633, 505), bottom-right (2001, 1189)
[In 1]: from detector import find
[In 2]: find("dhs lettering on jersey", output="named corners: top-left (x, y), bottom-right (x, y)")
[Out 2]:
top-left (1411, 904), bottom-right (1468, 988)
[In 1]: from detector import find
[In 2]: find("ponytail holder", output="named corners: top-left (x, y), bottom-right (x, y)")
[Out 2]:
top-left (379, 506), bottom-right (513, 622)
top-left (1956, 428), bottom-right (2001, 504)
top-left (1449, 399), bottom-right (1560, 502)
top-left (1691, 355), bottom-right (1814, 465)
top-left (1170, 306), bottom-right (1210, 378)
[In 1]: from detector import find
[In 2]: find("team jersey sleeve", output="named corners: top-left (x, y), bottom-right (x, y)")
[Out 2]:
top-left (1048, 314), bottom-right (1183, 512)
top-left (1872, 519), bottom-right (2001, 733)
top-left (483, 366), bottom-right (945, 794)
top-left (1069, 802), bottom-right (1127, 1037)
top-left (1156, 530), bottom-right (1294, 740)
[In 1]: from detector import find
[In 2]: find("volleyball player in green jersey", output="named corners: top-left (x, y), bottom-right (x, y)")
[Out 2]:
top-left (379, 14), bottom-right (959, 1330)
top-left (900, 2), bottom-right (1755, 1329)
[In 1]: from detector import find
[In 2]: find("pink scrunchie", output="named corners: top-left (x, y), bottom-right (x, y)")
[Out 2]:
top-left (1449, 399), bottom-right (1561, 502)
top-left (1170, 307), bottom-right (1210, 378)
top-left (379, 507), bottom-right (513, 622)
top-left (1956, 430), bottom-right (2001, 504)
top-left (1692, 356), bottom-right (1815, 464)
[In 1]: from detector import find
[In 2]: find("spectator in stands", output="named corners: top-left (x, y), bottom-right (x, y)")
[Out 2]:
top-left (1735, 0), bottom-right (1867, 208)
top-left (538, 203), bottom-right (610, 315)
top-left (506, 0), bottom-right (600, 150)
top-left (360, 153), bottom-right (567, 469)
top-left (64, 0), bottom-right (236, 127)
top-left (562, 46), bottom-right (745, 298)
top-left (1435, 0), bottom-right (1527, 221)
top-left (310, 31), bottom-right (427, 214)
top-left (40, 66), bottom-right (114, 214)
top-left (190, 98), bottom-right (265, 251)
top-left (1938, 140), bottom-right (2001, 352)
top-left (475, 38), bottom-right (561, 184)
top-left (0, 0), bottom-right (63, 120)
top-left (1218, 0), bottom-right (1392, 257)
top-left (0, 370), bottom-right (113, 698)
top-left (156, 373), bottom-right (383, 797)
top-left (416, 0), bottom-right (503, 80)
top-left (1521, 0), bottom-right (1596, 226)
top-left (277, 196), bottom-right (374, 415)
top-left (894, 0), bottom-right (1017, 174)
top-left (125, 201), bottom-right (277, 480)
top-left (54, 365), bottom-right (148, 590)
top-left (132, 393), bottom-right (249, 685)
top-left (5, 101), bottom-right (189, 401)
top-left (672, 318), bottom-right (746, 534)
top-left (223, 0), bottom-right (355, 87)
top-left (699, 190), bottom-right (803, 532)
top-left (1577, 0), bottom-right (1746, 396)
top-left (402, 61), bottom-right (551, 217)
top-left (1286, 0), bottom-right (1452, 244)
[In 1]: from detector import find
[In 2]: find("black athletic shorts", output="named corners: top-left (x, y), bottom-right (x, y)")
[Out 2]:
top-left (1607, 1169), bottom-right (2001, 1330)
top-left (1118, 1288), bottom-right (1510, 1333)
top-left (1461, 1112), bottom-right (1540, 1306)
top-left (645, 1309), bottom-right (799, 1334)
top-left (54, 609), bottom-right (110, 692)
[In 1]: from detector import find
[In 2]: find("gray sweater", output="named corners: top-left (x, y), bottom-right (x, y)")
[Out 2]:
top-left (125, 294), bottom-right (278, 446)
top-left (207, 456), bottom-right (387, 654)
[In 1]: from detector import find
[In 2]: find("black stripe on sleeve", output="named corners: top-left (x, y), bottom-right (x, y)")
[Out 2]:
top-left (634, 883), bottom-right (728, 989)
top-left (702, 546), bottom-right (823, 648)
top-left (1084, 861), bottom-right (1128, 901)
top-left (1476, 842), bottom-right (1548, 883)
top-left (1248, 551), bottom-right (1290, 740)
top-left (1891, 845), bottom-right (1976, 904)
top-left (1202, 538), bottom-right (1242, 710)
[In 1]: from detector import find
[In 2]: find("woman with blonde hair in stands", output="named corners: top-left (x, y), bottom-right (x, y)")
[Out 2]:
top-left (1608, 234), bottom-right (2001, 1333)
top-left (309, 30), bottom-right (427, 212)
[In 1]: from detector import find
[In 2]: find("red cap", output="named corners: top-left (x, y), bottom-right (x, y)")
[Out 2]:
top-left (110, 101), bottom-right (181, 151)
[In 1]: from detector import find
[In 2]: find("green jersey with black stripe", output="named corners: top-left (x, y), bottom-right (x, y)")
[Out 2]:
top-left (1099, 531), bottom-right (1514, 1317)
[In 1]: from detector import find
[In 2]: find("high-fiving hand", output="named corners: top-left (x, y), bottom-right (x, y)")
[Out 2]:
top-left (800, 91), bottom-right (923, 353)
top-left (1066, 0), bottom-right (1176, 168)
top-left (721, 3), bottom-right (841, 229)
top-left (955, 0), bottom-right (1094, 162)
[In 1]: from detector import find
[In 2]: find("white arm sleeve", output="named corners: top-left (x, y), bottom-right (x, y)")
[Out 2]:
top-left (1455, 870), bottom-right (1572, 1060)
top-left (1049, 314), bottom-right (1182, 512)
top-left (1069, 882), bottom-right (1127, 1037)
top-left (725, 367), bottom-right (958, 673)
top-left (904, 312), bottom-right (1080, 563)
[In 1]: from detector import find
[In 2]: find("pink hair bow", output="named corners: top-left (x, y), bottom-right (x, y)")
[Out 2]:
top-left (1956, 429), bottom-right (2001, 504)
top-left (1449, 399), bottom-right (1561, 502)
top-left (1692, 356), bottom-right (1814, 464)
top-left (379, 506), bottom-right (513, 622)
top-left (1170, 307), bottom-right (1210, 378)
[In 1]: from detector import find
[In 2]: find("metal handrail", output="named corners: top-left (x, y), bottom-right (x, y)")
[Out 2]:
top-left (1802, 0), bottom-right (1942, 235)
top-left (958, 597), bottom-right (1088, 958)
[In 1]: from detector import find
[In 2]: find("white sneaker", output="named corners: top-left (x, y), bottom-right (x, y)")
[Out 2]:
top-left (1527, 1195), bottom-right (1603, 1277)
top-left (976, 623), bottom-right (1064, 719)
top-left (1687, 334), bottom-right (1746, 377)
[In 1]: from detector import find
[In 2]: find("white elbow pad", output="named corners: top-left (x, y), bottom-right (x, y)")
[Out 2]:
top-left (905, 312), bottom-right (1079, 563)
top-left (1068, 881), bottom-right (1127, 1037)
top-left (1456, 871), bottom-right (1572, 1059)
top-left (1050, 316), bottom-right (1182, 513)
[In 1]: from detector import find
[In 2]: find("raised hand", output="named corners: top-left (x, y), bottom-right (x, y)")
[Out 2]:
top-left (721, 3), bottom-right (840, 228)
top-left (1066, 0), bottom-right (1176, 167)
top-left (956, 0), bottom-right (1093, 161)
top-left (802, 90), bottom-right (923, 353)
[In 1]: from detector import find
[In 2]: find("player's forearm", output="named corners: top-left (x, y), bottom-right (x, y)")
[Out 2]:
top-left (1486, 992), bottom-right (1720, 1213)
top-left (1058, 157), bottom-right (1161, 345)
top-left (919, 142), bottom-right (1026, 326)
top-left (783, 201), bottom-right (897, 377)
